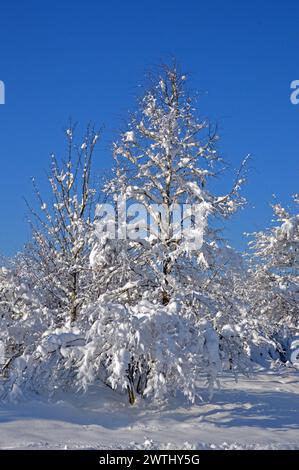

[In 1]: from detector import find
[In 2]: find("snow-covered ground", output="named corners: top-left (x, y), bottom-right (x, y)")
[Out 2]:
top-left (0, 369), bottom-right (298, 450)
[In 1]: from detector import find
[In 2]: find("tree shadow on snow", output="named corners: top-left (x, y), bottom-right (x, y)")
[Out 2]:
top-left (0, 387), bottom-right (298, 431)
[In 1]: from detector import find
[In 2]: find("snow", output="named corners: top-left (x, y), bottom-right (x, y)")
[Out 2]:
top-left (92, 134), bottom-right (99, 145)
top-left (1, 370), bottom-right (299, 450)
top-left (280, 217), bottom-right (298, 240)
top-left (37, 329), bottom-right (84, 355)
top-left (123, 131), bottom-right (135, 143)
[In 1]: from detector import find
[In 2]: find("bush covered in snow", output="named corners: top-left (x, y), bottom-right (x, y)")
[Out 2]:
top-left (77, 300), bottom-right (223, 403)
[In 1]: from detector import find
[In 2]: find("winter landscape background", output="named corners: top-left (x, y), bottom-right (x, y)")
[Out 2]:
top-left (0, 0), bottom-right (298, 450)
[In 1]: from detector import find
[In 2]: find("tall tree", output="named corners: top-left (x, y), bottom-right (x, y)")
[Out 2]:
top-left (97, 64), bottom-right (248, 308)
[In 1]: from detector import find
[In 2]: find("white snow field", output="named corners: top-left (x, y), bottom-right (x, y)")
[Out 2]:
top-left (0, 369), bottom-right (299, 450)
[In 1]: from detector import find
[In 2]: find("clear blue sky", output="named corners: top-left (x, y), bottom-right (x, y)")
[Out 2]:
top-left (0, 0), bottom-right (298, 256)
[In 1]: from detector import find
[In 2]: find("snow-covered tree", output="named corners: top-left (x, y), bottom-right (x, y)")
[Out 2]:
top-left (94, 64), bottom-right (248, 308)
top-left (85, 65), bottom-right (251, 403)
top-left (0, 256), bottom-right (52, 399)
top-left (77, 299), bottom-right (222, 404)
top-left (237, 195), bottom-right (299, 365)
top-left (249, 196), bottom-right (299, 329)
top-left (25, 125), bottom-right (100, 323)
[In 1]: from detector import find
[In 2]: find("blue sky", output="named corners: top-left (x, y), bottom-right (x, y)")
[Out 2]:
top-left (0, 0), bottom-right (298, 256)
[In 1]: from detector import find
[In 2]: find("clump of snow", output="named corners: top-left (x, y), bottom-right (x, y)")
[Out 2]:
top-left (123, 131), bottom-right (135, 143)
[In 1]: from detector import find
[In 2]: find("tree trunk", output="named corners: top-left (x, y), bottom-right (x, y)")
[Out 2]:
top-left (70, 271), bottom-right (78, 323)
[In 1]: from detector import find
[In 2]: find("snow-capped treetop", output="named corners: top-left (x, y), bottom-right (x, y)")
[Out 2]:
top-left (103, 64), bottom-right (248, 305)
